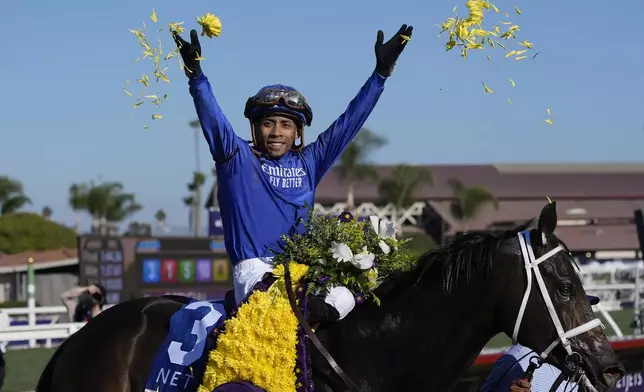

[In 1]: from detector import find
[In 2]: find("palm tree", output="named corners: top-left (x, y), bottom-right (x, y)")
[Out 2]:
top-left (185, 171), bottom-right (206, 236)
top-left (335, 129), bottom-right (387, 209)
top-left (378, 164), bottom-right (433, 229)
top-left (154, 209), bottom-right (167, 227)
top-left (0, 176), bottom-right (31, 215)
top-left (447, 179), bottom-right (498, 232)
top-left (68, 180), bottom-right (142, 234)
top-left (41, 205), bottom-right (53, 220)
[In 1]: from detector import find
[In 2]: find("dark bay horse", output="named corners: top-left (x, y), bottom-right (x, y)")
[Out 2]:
top-left (36, 202), bottom-right (624, 392)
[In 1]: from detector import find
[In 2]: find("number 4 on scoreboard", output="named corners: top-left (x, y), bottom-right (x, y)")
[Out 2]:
top-left (212, 260), bottom-right (229, 282)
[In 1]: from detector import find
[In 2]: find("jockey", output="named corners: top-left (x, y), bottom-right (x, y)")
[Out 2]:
top-left (173, 24), bottom-right (412, 325)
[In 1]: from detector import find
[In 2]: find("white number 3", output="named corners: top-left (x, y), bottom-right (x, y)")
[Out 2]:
top-left (166, 301), bottom-right (223, 366)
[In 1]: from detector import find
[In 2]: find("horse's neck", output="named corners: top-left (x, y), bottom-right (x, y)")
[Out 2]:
top-left (315, 275), bottom-right (499, 391)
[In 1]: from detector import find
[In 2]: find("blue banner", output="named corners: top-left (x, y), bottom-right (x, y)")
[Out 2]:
top-left (209, 210), bottom-right (224, 236)
top-left (616, 372), bottom-right (644, 392)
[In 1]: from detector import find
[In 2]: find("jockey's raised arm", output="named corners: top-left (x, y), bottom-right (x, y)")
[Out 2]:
top-left (189, 76), bottom-right (243, 163)
top-left (303, 71), bottom-right (386, 183)
top-left (174, 31), bottom-right (242, 163)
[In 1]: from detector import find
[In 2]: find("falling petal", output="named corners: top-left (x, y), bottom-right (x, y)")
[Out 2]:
top-left (482, 82), bottom-right (494, 94)
top-left (486, 55), bottom-right (491, 61)
top-left (453, 5), bottom-right (457, 12)
top-left (134, 101), bottom-right (144, 108)
top-left (143, 125), bottom-right (149, 129)
top-left (503, 11), bottom-right (509, 17)
top-left (124, 89), bottom-right (133, 97)
top-left (515, 56), bottom-right (527, 60)
top-left (509, 79), bottom-right (516, 87)
top-left (515, 6), bottom-right (522, 15)
top-left (547, 107), bottom-right (551, 116)
top-left (507, 97), bottom-right (513, 104)
top-left (152, 114), bottom-right (162, 120)
top-left (150, 9), bottom-right (158, 23)
top-left (544, 119), bottom-right (553, 125)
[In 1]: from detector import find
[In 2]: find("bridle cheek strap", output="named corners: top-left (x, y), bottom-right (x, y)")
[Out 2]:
top-left (511, 231), bottom-right (604, 360)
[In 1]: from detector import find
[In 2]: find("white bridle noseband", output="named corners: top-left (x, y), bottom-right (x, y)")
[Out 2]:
top-left (512, 230), bottom-right (604, 390)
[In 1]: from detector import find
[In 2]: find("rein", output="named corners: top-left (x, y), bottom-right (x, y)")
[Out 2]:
top-left (283, 262), bottom-right (363, 392)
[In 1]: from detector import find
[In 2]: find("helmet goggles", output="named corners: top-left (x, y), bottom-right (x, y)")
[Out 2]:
top-left (244, 87), bottom-right (313, 126)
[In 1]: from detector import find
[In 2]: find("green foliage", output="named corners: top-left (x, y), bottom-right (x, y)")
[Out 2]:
top-left (0, 213), bottom-right (77, 254)
top-left (0, 175), bottom-right (31, 215)
top-left (68, 180), bottom-right (142, 222)
top-left (155, 209), bottom-right (167, 223)
top-left (448, 179), bottom-right (498, 223)
top-left (378, 164), bottom-right (433, 208)
top-left (272, 210), bottom-right (415, 304)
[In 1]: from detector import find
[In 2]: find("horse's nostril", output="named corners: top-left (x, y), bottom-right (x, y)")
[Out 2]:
top-left (602, 365), bottom-right (625, 387)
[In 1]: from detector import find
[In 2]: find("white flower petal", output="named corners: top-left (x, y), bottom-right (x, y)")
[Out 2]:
top-left (378, 240), bottom-right (391, 254)
top-left (369, 215), bottom-right (380, 235)
top-left (351, 253), bottom-right (375, 270)
top-left (331, 242), bottom-right (353, 263)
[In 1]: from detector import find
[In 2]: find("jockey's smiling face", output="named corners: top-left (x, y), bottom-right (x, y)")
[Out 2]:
top-left (253, 114), bottom-right (299, 159)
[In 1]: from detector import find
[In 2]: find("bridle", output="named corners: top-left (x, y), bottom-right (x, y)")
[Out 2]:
top-left (512, 230), bottom-right (605, 391)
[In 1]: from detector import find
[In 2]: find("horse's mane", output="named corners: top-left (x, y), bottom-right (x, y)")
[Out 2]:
top-left (375, 221), bottom-right (534, 298)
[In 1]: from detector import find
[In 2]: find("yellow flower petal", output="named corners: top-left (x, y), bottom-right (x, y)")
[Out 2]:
top-left (196, 12), bottom-right (222, 38)
top-left (515, 55), bottom-right (527, 60)
top-left (509, 78), bottom-right (516, 87)
top-left (134, 101), bottom-right (144, 108)
top-left (507, 97), bottom-right (513, 104)
top-left (515, 6), bottom-right (522, 15)
top-left (453, 5), bottom-right (457, 12)
top-left (547, 107), bottom-right (551, 116)
top-left (544, 119), bottom-right (553, 125)
top-left (149, 9), bottom-right (158, 23)
top-left (152, 114), bottom-right (162, 120)
top-left (124, 89), bottom-right (133, 97)
top-left (482, 82), bottom-right (494, 94)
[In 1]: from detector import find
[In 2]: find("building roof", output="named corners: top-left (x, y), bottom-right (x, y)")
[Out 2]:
top-left (0, 249), bottom-right (78, 273)
top-left (315, 163), bottom-right (644, 203)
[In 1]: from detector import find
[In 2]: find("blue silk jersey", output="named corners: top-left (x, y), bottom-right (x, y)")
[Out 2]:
top-left (189, 71), bottom-right (386, 265)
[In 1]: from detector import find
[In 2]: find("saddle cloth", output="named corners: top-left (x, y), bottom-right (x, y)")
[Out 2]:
top-left (144, 299), bottom-right (228, 392)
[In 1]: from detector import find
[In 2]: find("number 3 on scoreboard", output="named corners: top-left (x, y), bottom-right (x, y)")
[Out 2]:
top-left (213, 259), bottom-right (229, 282)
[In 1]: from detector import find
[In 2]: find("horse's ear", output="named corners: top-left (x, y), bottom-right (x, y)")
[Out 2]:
top-left (537, 200), bottom-right (557, 236)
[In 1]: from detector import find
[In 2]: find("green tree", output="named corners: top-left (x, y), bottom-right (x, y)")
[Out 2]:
top-left (378, 164), bottom-right (433, 209)
top-left (0, 176), bottom-right (31, 215)
top-left (68, 180), bottom-right (142, 234)
top-left (0, 213), bottom-right (77, 254)
top-left (335, 129), bottom-right (387, 209)
top-left (447, 179), bottom-right (498, 232)
top-left (184, 171), bottom-right (206, 236)
top-left (41, 205), bottom-right (53, 220)
top-left (154, 209), bottom-right (167, 226)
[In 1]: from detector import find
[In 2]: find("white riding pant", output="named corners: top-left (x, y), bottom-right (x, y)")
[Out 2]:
top-left (233, 257), bottom-right (356, 320)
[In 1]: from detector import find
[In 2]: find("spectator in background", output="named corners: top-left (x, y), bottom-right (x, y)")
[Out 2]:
top-left (61, 284), bottom-right (107, 322)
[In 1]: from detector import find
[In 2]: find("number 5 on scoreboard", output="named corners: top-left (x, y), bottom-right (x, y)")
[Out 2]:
top-left (212, 259), bottom-right (229, 282)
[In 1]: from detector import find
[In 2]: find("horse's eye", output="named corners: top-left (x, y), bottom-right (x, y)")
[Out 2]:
top-left (559, 283), bottom-right (574, 297)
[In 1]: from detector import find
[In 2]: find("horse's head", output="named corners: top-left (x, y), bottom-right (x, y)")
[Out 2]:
top-left (495, 201), bottom-right (625, 391)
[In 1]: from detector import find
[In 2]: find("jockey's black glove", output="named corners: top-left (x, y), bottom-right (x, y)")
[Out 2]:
top-left (173, 29), bottom-right (203, 79)
top-left (374, 24), bottom-right (413, 77)
top-left (307, 296), bottom-right (340, 325)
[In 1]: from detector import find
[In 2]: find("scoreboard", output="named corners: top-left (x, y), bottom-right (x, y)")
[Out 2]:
top-left (78, 236), bottom-right (125, 305)
top-left (136, 237), bottom-right (232, 300)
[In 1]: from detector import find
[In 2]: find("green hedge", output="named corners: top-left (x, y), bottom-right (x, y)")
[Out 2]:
top-left (0, 213), bottom-right (77, 254)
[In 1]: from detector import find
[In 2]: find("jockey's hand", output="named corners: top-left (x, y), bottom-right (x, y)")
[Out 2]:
top-left (173, 29), bottom-right (203, 78)
top-left (510, 379), bottom-right (531, 392)
top-left (374, 24), bottom-right (413, 77)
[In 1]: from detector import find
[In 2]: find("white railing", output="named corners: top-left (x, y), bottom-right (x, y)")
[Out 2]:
top-left (0, 304), bottom-right (113, 349)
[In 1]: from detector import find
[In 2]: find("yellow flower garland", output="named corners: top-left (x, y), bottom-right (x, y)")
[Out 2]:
top-left (198, 262), bottom-right (309, 392)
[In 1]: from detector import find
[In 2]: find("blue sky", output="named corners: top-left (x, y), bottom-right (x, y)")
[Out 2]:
top-left (0, 0), bottom-right (642, 228)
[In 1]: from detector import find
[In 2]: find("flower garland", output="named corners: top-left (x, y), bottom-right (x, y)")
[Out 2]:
top-left (125, 10), bottom-right (222, 130)
top-left (272, 211), bottom-right (414, 304)
top-left (437, 1), bottom-right (553, 125)
top-left (198, 262), bottom-right (309, 392)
